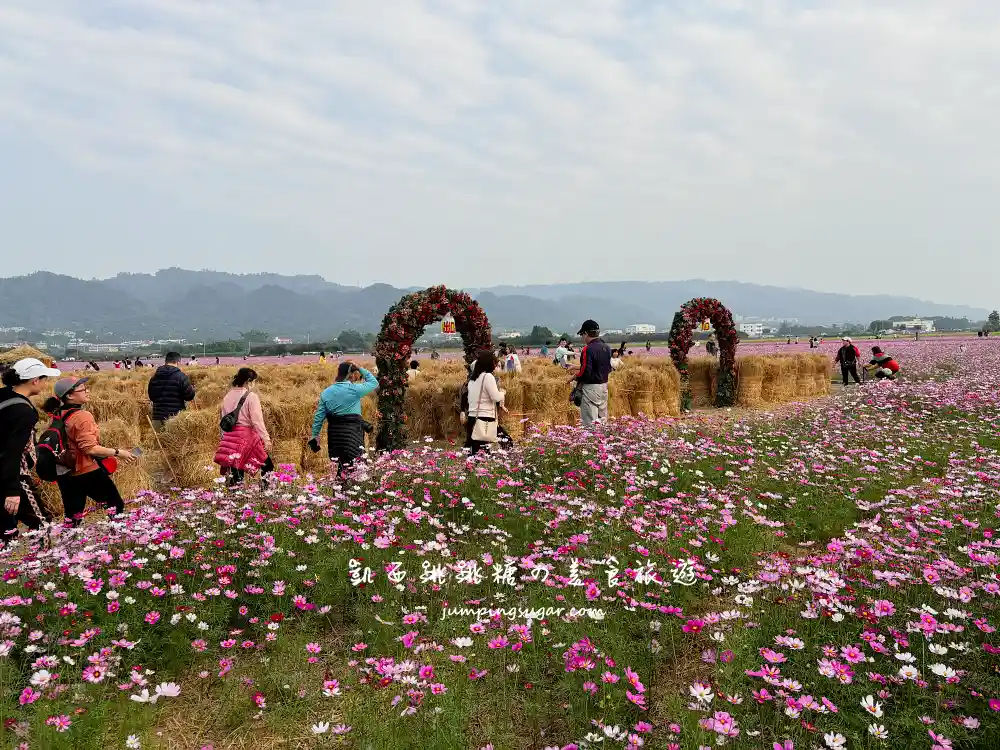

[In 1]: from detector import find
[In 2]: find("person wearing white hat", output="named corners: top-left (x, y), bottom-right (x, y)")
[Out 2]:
top-left (0, 358), bottom-right (61, 544)
top-left (834, 337), bottom-right (862, 385)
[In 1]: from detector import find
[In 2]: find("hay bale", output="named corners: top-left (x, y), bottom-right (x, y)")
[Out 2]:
top-left (88, 394), bottom-right (147, 426)
top-left (688, 358), bottom-right (715, 409)
top-left (735, 356), bottom-right (766, 408)
top-left (98, 419), bottom-right (153, 500)
top-left (155, 409), bottom-right (222, 487)
top-left (795, 356), bottom-right (817, 398)
top-left (404, 379), bottom-right (443, 440)
top-left (0, 345), bottom-right (54, 367)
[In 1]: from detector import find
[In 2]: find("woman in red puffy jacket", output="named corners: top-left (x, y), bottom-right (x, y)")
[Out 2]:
top-left (214, 368), bottom-right (273, 487)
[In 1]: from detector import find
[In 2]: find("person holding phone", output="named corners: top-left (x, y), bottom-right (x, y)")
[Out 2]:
top-left (309, 361), bottom-right (378, 477)
top-left (42, 377), bottom-right (137, 526)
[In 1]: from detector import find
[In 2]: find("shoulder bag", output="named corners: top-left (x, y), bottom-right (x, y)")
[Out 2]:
top-left (220, 391), bottom-right (250, 432)
top-left (470, 375), bottom-right (499, 443)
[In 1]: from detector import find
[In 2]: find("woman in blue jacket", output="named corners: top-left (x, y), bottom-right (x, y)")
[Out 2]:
top-left (309, 362), bottom-right (378, 476)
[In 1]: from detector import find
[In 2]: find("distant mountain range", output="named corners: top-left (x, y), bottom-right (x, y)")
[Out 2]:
top-left (0, 269), bottom-right (988, 341)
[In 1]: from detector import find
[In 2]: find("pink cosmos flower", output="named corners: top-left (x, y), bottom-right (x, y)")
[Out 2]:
top-left (19, 687), bottom-right (39, 705)
top-left (682, 619), bottom-right (705, 634)
top-left (872, 600), bottom-right (896, 617)
top-left (840, 645), bottom-right (865, 664)
top-left (990, 698), bottom-right (1000, 711)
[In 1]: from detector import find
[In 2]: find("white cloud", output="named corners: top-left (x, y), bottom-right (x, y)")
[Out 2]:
top-left (0, 0), bottom-right (998, 304)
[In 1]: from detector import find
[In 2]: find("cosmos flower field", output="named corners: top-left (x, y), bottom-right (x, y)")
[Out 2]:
top-left (2, 339), bottom-right (999, 749)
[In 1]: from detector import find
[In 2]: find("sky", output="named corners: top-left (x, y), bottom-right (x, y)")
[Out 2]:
top-left (1, 0), bottom-right (998, 307)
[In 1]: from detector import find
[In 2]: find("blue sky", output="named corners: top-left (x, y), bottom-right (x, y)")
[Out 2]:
top-left (1, 0), bottom-right (998, 307)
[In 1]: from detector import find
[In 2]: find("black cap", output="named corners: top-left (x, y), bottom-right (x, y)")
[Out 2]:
top-left (577, 319), bottom-right (600, 335)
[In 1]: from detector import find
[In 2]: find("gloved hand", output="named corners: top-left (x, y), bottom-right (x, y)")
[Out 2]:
top-left (307, 438), bottom-right (320, 453)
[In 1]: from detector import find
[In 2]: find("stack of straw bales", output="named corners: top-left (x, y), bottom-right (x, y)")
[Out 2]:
top-left (24, 354), bottom-right (829, 496)
top-left (0, 345), bottom-right (55, 368)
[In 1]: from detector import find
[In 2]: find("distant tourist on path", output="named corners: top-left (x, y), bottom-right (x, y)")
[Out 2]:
top-left (134, 358), bottom-right (144, 368)
top-left (1, 358), bottom-right (61, 545)
top-left (554, 339), bottom-right (571, 367)
top-left (309, 362), bottom-right (378, 477)
top-left (646, 341), bottom-right (652, 353)
top-left (540, 342), bottom-right (550, 358)
top-left (43, 377), bottom-right (136, 526)
top-left (571, 320), bottom-right (613, 426)
top-left (835, 337), bottom-right (862, 385)
top-left (869, 347), bottom-right (900, 381)
top-left (319, 351), bottom-right (327, 364)
top-left (214, 368), bottom-right (273, 487)
top-left (503, 348), bottom-right (522, 373)
top-left (148, 351), bottom-right (196, 431)
top-left (430, 348), bottom-right (441, 360)
top-left (465, 351), bottom-right (507, 456)
top-left (706, 336), bottom-right (718, 357)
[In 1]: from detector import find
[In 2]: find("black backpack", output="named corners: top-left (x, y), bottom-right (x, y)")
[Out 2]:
top-left (35, 408), bottom-right (80, 482)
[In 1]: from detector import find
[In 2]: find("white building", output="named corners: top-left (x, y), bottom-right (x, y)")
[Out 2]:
top-left (892, 318), bottom-right (936, 332)
top-left (625, 323), bottom-right (657, 335)
top-left (738, 322), bottom-right (765, 337)
top-left (603, 328), bottom-right (624, 336)
top-left (498, 330), bottom-right (523, 340)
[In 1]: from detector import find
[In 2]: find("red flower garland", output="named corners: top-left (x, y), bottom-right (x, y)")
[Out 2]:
top-left (668, 298), bottom-right (739, 408)
top-left (374, 286), bottom-right (493, 450)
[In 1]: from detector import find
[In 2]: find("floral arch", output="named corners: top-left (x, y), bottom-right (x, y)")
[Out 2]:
top-left (374, 286), bottom-right (492, 451)
top-left (667, 297), bottom-right (739, 410)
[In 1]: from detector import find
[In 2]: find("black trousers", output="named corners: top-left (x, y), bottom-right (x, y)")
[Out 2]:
top-left (57, 469), bottom-right (125, 527)
top-left (226, 455), bottom-right (275, 486)
top-left (464, 417), bottom-right (512, 455)
top-left (1, 477), bottom-right (50, 545)
top-left (841, 364), bottom-right (861, 384)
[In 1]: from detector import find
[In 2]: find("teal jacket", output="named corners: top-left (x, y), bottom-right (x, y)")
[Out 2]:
top-left (311, 368), bottom-right (379, 438)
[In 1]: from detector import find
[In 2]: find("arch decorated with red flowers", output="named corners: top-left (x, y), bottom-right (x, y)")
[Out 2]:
top-left (667, 297), bottom-right (739, 410)
top-left (374, 286), bottom-right (493, 451)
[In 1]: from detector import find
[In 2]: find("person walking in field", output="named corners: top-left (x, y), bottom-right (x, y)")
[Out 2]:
top-left (1, 359), bottom-right (61, 545)
top-left (465, 351), bottom-right (507, 456)
top-left (147, 351), bottom-right (196, 431)
top-left (214, 368), bottom-right (274, 487)
top-left (309, 362), bottom-right (379, 477)
top-left (570, 320), bottom-right (613, 427)
top-left (42, 377), bottom-right (137, 526)
top-left (407, 360), bottom-right (421, 382)
top-left (835, 337), bottom-right (862, 385)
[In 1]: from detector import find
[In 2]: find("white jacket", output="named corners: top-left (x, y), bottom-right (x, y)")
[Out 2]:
top-left (467, 373), bottom-right (505, 419)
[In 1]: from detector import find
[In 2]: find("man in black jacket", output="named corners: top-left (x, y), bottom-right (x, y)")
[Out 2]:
top-left (571, 319), bottom-right (613, 426)
top-left (834, 337), bottom-right (862, 385)
top-left (147, 351), bottom-right (196, 430)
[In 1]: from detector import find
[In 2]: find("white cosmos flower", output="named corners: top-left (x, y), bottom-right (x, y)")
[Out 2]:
top-left (868, 724), bottom-right (888, 739)
top-left (898, 665), bottom-right (919, 680)
top-left (894, 652), bottom-right (916, 663)
top-left (930, 663), bottom-right (957, 679)
top-left (824, 731), bottom-right (847, 749)
top-left (130, 689), bottom-right (156, 704)
top-left (154, 682), bottom-right (181, 698)
top-left (451, 637), bottom-right (473, 648)
top-left (29, 670), bottom-right (52, 688)
top-left (928, 644), bottom-right (948, 655)
top-left (311, 722), bottom-right (330, 735)
top-left (689, 682), bottom-right (715, 704)
top-left (860, 695), bottom-right (884, 718)
top-left (125, 735), bottom-right (142, 749)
